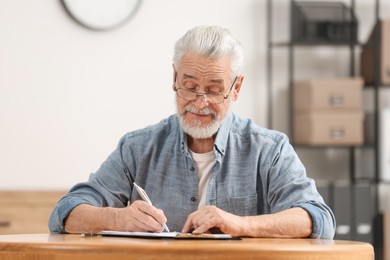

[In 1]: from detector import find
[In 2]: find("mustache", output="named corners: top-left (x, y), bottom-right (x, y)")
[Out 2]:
top-left (184, 105), bottom-right (217, 117)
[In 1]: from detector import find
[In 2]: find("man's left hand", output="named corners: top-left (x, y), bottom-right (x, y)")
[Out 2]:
top-left (181, 205), bottom-right (247, 236)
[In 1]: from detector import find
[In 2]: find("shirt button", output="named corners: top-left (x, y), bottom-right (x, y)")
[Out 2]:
top-left (190, 166), bottom-right (195, 171)
top-left (191, 197), bottom-right (197, 202)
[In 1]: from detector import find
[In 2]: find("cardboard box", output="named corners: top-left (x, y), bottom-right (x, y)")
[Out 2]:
top-left (360, 20), bottom-right (390, 85)
top-left (293, 77), bottom-right (363, 111)
top-left (294, 111), bottom-right (364, 145)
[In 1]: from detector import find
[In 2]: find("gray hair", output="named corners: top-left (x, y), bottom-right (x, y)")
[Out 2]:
top-left (173, 25), bottom-right (244, 77)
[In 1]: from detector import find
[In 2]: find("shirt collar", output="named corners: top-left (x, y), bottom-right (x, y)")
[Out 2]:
top-left (177, 113), bottom-right (234, 159)
top-left (213, 112), bottom-right (233, 156)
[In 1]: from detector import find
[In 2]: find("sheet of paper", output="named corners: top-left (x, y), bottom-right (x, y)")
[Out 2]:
top-left (98, 230), bottom-right (234, 239)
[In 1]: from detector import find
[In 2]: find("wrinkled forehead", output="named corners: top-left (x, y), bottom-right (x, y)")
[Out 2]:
top-left (175, 53), bottom-right (232, 81)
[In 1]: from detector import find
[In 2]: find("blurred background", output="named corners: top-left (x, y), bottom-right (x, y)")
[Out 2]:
top-left (0, 1), bottom-right (390, 257)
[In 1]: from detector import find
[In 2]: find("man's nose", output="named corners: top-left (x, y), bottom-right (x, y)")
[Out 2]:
top-left (192, 94), bottom-right (209, 108)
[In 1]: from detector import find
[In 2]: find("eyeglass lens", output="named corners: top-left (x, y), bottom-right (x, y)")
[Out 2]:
top-left (177, 89), bottom-right (224, 104)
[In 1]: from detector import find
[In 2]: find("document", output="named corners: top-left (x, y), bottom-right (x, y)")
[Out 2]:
top-left (98, 230), bottom-right (235, 239)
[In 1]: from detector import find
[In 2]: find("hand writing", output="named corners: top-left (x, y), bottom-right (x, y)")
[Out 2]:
top-left (117, 200), bottom-right (167, 232)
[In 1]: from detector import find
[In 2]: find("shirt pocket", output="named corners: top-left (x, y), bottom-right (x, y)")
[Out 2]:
top-left (217, 194), bottom-right (258, 216)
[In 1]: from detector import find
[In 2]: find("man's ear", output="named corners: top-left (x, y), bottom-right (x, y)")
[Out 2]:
top-left (231, 75), bottom-right (244, 101)
top-left (172, 64), bottom-right (177, 86)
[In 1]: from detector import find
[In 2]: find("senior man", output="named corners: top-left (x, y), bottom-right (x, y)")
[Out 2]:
top-left (49, 25), bottom-right (335, 239)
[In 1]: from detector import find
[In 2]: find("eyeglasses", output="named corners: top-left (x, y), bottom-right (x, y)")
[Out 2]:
top-left (173, 76), bottom-right (238, 104)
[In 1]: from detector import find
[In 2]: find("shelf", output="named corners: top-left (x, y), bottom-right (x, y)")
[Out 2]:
top-left (267, 0), bottom-right (384, 254)
top-left (292, 144), bottom-right (375, 149)
top-left (270, 41), bottom-right (361, 47)
top-left (364, 84), bottom-right (390, 88)
top-left (267, 0), bottom-right (383, 182)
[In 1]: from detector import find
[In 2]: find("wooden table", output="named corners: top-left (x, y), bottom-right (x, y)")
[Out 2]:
top-left (0, 234), bottom-right (374, 260)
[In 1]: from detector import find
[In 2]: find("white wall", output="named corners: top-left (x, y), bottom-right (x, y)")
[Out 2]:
top-left (0, 0), bottom-right (389, 191)
top-left (0, 0), bottom-right (266, 189)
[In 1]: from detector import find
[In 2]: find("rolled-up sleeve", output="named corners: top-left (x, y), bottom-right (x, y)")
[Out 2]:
top-left (293, 201), bottom-right (336, 239)
top-left (265, 133), bottom-right (336, 239)
top-left (48, 134), bottom-right (133, 233)
top-left (48, 197), bottom-right (90, 233)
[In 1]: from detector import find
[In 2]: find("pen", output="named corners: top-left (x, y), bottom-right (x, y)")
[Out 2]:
top-left (133, 182), bottom-right (170, 232)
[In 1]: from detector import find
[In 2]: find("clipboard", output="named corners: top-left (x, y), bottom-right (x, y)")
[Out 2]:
top-left (98, 230), bottom-right (237, 240)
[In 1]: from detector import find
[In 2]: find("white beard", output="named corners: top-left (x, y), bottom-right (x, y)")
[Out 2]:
top-left (178, 105), bottom-right (224, 139)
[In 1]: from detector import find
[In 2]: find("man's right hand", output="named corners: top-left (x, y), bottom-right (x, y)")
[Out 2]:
top-left (116, 200), bottom-right (168, 232)
top-left (64, 202), bottom-right (168, 234)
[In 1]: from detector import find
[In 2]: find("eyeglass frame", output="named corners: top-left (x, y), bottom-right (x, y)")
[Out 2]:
top-left (173, 73), bottom-right (238, 104)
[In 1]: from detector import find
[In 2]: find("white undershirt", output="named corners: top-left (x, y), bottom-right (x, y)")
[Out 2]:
top-left (189, 150), bottom-right (216, 209)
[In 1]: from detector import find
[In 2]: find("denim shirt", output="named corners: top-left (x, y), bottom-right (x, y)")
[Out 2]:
top-left (48, 113), bottom-right (336, 239)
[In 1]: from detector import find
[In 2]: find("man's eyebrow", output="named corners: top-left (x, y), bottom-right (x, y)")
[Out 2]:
top-left (182, 74), bottom-right (224, 84)
top-left (209, 79), bottom-right (224, 84)
top-left (182, 74), bottom-right (198, 80)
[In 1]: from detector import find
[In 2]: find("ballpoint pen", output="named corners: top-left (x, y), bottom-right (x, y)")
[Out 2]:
top-left (133, 182), bottom-right (170, 232)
